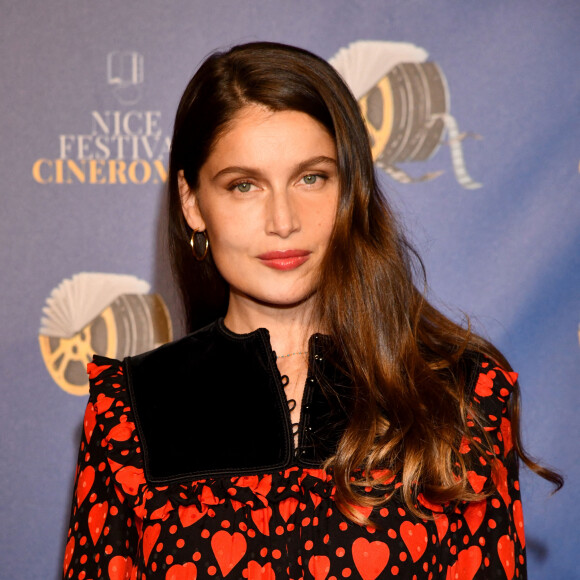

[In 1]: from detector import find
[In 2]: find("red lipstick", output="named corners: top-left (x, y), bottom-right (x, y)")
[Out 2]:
top-left (257, 250), bottom-right (311, 271)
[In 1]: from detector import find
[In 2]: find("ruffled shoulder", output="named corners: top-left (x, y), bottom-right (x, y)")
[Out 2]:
top-left (460, 355), bottom-right (519, 497)
top-left (85, 355), bottom-right (147, 508)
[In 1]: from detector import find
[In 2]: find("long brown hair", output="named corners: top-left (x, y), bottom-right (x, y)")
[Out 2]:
top-left (167, 41), bottom-right (562, 522)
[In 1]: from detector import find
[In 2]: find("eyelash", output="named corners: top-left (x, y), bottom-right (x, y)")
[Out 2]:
top-left (228, 174), bottom-right (327, 193)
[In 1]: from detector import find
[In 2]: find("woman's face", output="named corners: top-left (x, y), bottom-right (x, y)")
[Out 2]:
top-left (179, 104), bottom-right (339, 311)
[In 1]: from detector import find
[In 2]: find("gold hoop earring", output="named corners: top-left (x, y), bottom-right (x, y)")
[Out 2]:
top-left (190, 229), bottom-right (209, 261)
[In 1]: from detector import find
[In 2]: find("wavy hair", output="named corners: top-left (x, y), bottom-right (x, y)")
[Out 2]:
top-left (167, 42), bottom-right (562, 523)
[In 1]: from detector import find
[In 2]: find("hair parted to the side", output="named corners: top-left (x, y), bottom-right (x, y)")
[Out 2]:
top-left (167, 41), bottom-right (563, 525)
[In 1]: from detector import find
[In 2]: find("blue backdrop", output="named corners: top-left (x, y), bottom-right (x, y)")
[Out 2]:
top-left (1, 1), bottom-right (578, 578)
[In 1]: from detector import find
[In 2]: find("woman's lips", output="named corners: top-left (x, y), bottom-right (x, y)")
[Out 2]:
top-left (257, 250), bottom-right (311, 271)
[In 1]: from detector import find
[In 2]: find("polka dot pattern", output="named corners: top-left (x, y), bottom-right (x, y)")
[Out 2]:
top-left (63, 359), bottom-right (526, 578)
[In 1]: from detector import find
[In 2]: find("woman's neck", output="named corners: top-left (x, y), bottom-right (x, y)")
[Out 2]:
top-left (223, 292), bottom-right (317, 357)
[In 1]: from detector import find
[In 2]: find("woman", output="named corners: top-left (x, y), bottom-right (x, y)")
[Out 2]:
top-left (62, 42), bottom-right (561, 579)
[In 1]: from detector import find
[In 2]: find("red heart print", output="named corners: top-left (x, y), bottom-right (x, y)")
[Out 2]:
top-left (466, 471), bottom-right (487, 494)
top-left (491, 460), bottom-right (510, 506)
top-left (115, 465), bottom-right (145, 496)
top-left (87, 362), bottom-right (111, 379)
top-left (178, 504), bottom-right (206, 528)
top-left (310, 491), bottom-right (322, 509)
top-left (446, 546), bottom-right (481, 580)
top-left (512, 500), bottom-right (525, 548)
top-left (95, 394), bottom-right (114, 414)
top-left (474, 372), bottom-right (494, 397)
top-left (247, 561), bottom-right (275, 579)
top-left (497, 534), bottom-right (515, 580)
top-left (279, 497), bottom-right (298, 522)
top-left (76, 465), bottom-right (95, 507)
top-left (352, 537), bottom-right (390, 580)
top-left (500, 417), bottom-right (513, 455)
top-left (400, 521), bottom-right (428, 562)
top-left (166, 562), bottom-right (198, 580)
top-left (463, 501), bottom-right (486, 535)
top-left (143, 523), bottom-right (161, 566)
top-left (251, 506), bottom-right (272, 536)
top-left (434, 514), bottom-right (449, 542)
top-left (211, 530), bottom-right (247, 576)
top-left (88, 501), bottom-right (108, 545)
top-left (308, 555), bottom-right (330, 580)
top-left (63, 536), bottom-right (74, 575)
top-left (83, 403), bottom-right (97, 444)
top-left (108, 555), bottom-right (133, 580)
top-left (108, 421), bottom-right (135, 442)
top-left (349, 503), bottom-right (372, 520)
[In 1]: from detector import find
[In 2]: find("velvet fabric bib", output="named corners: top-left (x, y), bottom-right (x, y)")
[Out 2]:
top-left (124, 319), bottom-right (351, 484)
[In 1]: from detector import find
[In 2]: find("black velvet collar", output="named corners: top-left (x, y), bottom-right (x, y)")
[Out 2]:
top-left (124, 319), bottom-right (351, 484)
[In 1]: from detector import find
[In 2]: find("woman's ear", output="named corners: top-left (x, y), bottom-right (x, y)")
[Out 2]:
top-left (178, 170), bottom-right (206, 231)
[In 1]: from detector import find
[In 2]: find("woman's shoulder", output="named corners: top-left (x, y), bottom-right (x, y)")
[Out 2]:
top-left (464, 351), bottom-right (518, 420)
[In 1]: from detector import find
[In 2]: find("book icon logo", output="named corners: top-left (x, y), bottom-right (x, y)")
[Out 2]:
top-left (107, 51), bottom-right (144, 105)
top-left (39, 273), bottom-right (172, 395)
top-left (330, 41), bottom-right (481, 189)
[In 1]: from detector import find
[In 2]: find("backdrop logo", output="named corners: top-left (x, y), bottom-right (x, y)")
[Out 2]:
top-left (32, 52), bottom-right (170, 186)
top-left (107, 51), bottom-right (144, 105)
top-left (39, 273), bottom-right (172, 395)
top-left (330, 41), bottom-right (481, 189)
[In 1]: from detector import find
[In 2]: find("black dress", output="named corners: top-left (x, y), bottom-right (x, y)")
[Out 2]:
top-left (63, 319), bottom-right (526, 579)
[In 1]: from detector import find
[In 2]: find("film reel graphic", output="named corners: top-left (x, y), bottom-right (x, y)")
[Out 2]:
top-left (331, 41), bottom-right (481, 189)
top-left (39, 274), bottom-right (172, 395)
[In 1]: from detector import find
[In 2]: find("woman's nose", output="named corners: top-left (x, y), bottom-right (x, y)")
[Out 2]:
top-left (265, 188), bottom-right (300, 238)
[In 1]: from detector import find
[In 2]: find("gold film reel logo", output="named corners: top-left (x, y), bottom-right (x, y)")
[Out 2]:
top-left (39, 274), bottom-right (172, 396)
top-left (330, 41), bottom-right (481, 189)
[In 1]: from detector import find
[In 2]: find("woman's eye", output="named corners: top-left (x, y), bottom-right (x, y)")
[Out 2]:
top-left (302, 174), bottom-right (324, 186)
top-left (232, 182), bottom-right (253, 193)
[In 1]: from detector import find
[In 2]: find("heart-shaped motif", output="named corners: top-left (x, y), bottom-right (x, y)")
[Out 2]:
top-left (63, 536), bottom-right (74, 575)
top-left (95, 393), bottom-right (115, 414)
top-left (166, 562), bottom-right (198, 580)
top-left (350, 503), bottom-right (373, 520)
top-left (88, 501), bottom-right (108, 545)
top-left (352, 537), bottom-right (390, 580)
top-left (211, 530), bottom-right (247, 576)
top-left (115, 465), bottom-right (145, 496)
top-left (500, 417), bottom-right (513, 455)
top-left (491, 460), bottom-right (510, 506)
top-left (434, 514), bottom-right (449, 542)
top-left (76, 465), bottom-right (95, 507)
top-left (446, 546), bottom-right (481, 580)
top-left (466, 471), bottom-right (487, 494)
top-left (108, 555), bottom-right (133, 580)
top-left (474, 372), bottom-right (494, 397)
top-left (400, 521), bottom-right (428, 562)
top-left (512, 500), bottom-right (525, 548)
top-left (108, 421), bottom-right (135, 442)
top-left (87, 362), bottom-right (111, 379)
top-left (309, 491), bottom-right (322, 510)
top-left (251, 506), bottom-right (272, 536)
top-left (279, 497), bottom-right (299, 522)
top-left (463, 501), bottom-right (486, 535)
top-left (178, 504), bottom-right (206, 528)
top-left (83, 403), bottom-right (97, 444)
top-left (497, 534), bottom-right (515, 580)
top-left (142, 523), bottom-right (161, 566)
top-left (308, 555), bottom-right (330, 580)
top-left (247, 561), bottom-right (275, 579)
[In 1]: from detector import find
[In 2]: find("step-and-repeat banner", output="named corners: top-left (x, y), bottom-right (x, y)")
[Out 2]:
top-left (1, 2), bottom-right (578, 578)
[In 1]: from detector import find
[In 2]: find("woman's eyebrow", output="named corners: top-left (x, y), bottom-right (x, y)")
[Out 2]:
top-left (210, 155), bottom-right (337, 182)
